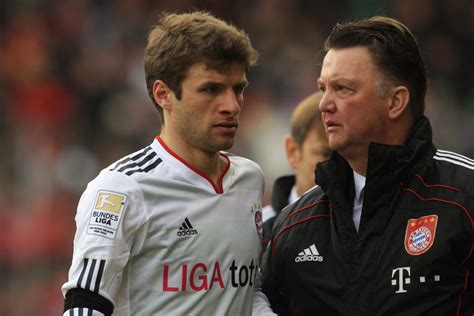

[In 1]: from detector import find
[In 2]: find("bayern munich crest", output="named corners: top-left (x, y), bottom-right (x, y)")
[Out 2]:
top-left (404, 215), bottom-right (438, 256)
top-left (251, 202), bottom-right (263, 241)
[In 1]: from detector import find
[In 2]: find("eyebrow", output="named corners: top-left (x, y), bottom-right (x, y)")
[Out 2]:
top-left (199, 79), bottom-right (249, 86)
top-left (317, 77), bottom-right (355, 86)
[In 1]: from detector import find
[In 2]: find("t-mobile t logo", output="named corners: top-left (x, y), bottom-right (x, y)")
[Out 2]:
top-left (391, 267), bottom-right (411, 293)
top-left (391, 266), bottom-right (441, 294)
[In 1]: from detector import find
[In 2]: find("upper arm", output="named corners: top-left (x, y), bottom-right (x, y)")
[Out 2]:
top-left (62, 172), bottom-right (149, 314)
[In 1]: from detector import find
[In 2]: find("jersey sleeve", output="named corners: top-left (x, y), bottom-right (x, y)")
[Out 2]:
top-left (252, 264), bottom-right (278, 316)
top-left (62, 171), bottom-right (149, 315)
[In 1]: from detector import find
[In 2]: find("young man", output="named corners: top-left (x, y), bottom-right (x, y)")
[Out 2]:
top-left (261, 16), bottom-right (474, 315)
top-left (62, 11), bottom-right (266, 315)
top-left (262, 92), bottom-right (329, 250)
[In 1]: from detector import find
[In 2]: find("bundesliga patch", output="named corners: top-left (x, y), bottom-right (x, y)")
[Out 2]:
top-left (404, 214), bottom-right (438, 256)
top-left (87, 190), bottom-right (127, 239)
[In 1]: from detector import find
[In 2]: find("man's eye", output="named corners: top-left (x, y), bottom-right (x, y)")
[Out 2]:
top-left (202, 86), bottom-right (220, 93)
top-left (335, 85), bottom-right (351, 92)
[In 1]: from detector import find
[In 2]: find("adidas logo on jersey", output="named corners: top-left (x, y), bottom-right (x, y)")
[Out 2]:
top-left (177, 217), bottom-right (198, 237)
top-left (295, 244), bottom-right (324, 262)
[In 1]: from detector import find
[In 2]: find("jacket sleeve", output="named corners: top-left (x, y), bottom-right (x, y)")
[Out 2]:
top-left (260, 236), bottom-right (289, 315)
top-left (61, 171), bottom-right (149, 315)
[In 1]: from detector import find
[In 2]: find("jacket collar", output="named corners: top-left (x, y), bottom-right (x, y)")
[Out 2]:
top-left (315, 115), bottom-right (437, 213)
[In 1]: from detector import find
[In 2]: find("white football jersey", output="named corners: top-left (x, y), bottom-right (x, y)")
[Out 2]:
top-left (62, 136), bottom-right (265, 316)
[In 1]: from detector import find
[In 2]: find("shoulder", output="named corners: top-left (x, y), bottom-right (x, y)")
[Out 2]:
top-left (225, 152), bottom-right (265, 181)
top-left (91, 145), bottom-right (160, 193)
top-left (432, 149), bottom-right (474, 194)
top-left (74, 151), bottom-right (153, 242)
top-left (227, 153), bottom-right (263, 171)
top-left (108, 145), bottom-right (163, 178)
top-left (79, 146), bottom-right (159, 213)
top-left (272, 185), bottom-right (329, 233)
top-left (267, 185), bottom-right (329, 258)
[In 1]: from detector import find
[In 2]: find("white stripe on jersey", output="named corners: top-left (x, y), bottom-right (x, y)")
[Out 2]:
top-left (434, 150), bottom-right (474, 170)
top-left (63, 307), bottom-right (105, 316)
top-left (77, 258), bottom-right (106, 292)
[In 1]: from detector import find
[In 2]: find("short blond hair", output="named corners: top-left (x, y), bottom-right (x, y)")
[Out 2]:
top-left (290, 92), bottom-right (325, 147)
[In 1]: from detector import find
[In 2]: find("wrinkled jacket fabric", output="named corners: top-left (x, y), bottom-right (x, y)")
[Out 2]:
top-left (262, 116), bottom-right (474, 315)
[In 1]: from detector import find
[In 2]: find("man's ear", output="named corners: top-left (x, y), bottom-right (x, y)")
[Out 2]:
top-left (153, 80), bottom-right (174, 111)
top-left (388, 86), bottom-right (410, 120)
top-left (285, 136), bottom-right (299, 170)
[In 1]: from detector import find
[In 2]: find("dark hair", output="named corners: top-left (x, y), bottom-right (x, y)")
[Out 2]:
top-left (144, 11), bottom-right (258, 123)
top-left (324, 16), bottom-right (427, 119)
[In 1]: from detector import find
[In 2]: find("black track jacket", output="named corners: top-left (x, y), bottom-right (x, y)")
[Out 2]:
top-left (261, 116), bottom-right (474, 315)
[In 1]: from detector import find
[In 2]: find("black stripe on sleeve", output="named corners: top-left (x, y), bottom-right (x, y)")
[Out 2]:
top-left (77, 258), bottom-right (89, 288)
top-left (112, 147), bottom-right (152, 171)
top-left (94, 260), bottom-right (106, 293)
top-left (85, 259), bottom-right (97, 291)
top-left (119, 152), bottom-right (157, 173)
top-left (142, 157), bottom-right (163, 173)
top-left (125, 158), bottom-right (162, 176)
top-left (64, 288), bottom-right (113, 316)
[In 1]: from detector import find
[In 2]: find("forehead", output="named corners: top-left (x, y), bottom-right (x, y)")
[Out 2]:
top-left (184, 62), bottom-right (247, 83)
top-left (319, 47), bottom-right (378, 82)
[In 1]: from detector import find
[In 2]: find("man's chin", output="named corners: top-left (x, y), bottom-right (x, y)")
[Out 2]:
top-left (213, 134), bottom-right (235, 151)
top-left (328, 140), bottom-right (343, 153)
top-left (204, 138), bottom-right (234, 153)
top-left (218, 140), bottom-right (234, 152)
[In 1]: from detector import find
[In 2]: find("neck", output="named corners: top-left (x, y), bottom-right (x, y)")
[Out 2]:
top-left (348, 156), bottom-right (369, 177)
top-left (345, 117), bottom-right (414, 176)
top-left (159, 131), bottom-right (224, 184)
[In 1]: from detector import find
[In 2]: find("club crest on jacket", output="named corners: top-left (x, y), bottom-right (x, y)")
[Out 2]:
top-left (404, 215), bottom-right (438, 256)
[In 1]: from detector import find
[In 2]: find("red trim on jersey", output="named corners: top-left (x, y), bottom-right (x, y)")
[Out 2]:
top-left (414, 173), bottom-right (462, 192)
top-left (272, 214), bottom-right (330, 256)
top-left (218, 155), bottom-right (230, 193)
top-left (287, 199), bottom-right (329, 218)
top-left (403, 187), bottom-right (474, 264)
top-left (156, 136), bottom-right (230, 194)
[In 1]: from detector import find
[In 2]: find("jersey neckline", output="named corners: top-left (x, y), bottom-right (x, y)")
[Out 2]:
top-left (156, 136), bottom-right (230, 194)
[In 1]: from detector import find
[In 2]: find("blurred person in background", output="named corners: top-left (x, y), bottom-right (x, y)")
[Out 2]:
top-left (261, 92), bottom-right (330, 251)
top-left (62, 11), bottom-right (271, 315)
top-left (261, 16), bottom-right (474, 315)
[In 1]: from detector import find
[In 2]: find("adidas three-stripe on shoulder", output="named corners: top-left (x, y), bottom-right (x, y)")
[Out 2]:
top-left (434, 149), bottom-right (474, 170)
top-left (111, 146), bottom-right (162, 176)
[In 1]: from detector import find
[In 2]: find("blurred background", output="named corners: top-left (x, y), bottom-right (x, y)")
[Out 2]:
top-left (1, 0), bottom-right (473, 314)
